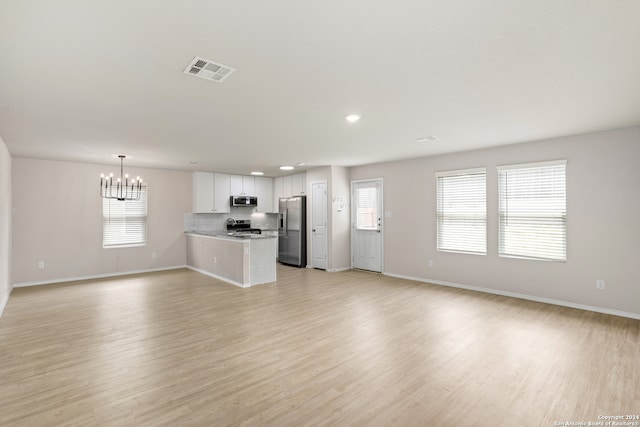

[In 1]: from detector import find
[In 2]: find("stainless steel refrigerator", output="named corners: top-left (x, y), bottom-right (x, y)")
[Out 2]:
top-left (278, 196), bottom-right (307, 267)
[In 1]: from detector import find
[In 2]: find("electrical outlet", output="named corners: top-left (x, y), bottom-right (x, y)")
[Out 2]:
top-left (213, 256), bottom-right (217, 263)
top-left (151, 252), bottom-right (157, 259)
top-left (38, 261), bottom-right (45, 269)
top-left (596, 279), bottom-right (605, 290)
top-left (428, 259), bottom-right (434, 268)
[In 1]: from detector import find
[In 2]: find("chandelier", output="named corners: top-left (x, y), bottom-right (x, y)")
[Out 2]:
top-left (100, 155), bottom-right (145, 201)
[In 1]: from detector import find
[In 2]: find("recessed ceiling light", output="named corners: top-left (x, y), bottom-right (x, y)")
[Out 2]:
top-left (345, 114), bottom-right (361, 123)
top-left (417, 136), bottom-right (440, 142)
top-left (280, 165), bottom-right (295, 171)
top-left (295, 162), bottom-right (309, 166)
top-left (250, 171), bottom-right (264, 176)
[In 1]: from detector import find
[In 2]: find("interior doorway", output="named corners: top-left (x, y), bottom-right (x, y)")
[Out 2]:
top-left (311, 180), bottom-right (328, 270)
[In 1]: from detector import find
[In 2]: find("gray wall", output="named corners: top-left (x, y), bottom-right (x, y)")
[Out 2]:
top-left (0, 136), bottom-right (11, 315)
top-left (306, 166), bottom-right (351, 271)
top-left (12, 158), bottom-right (192, 285)
top-left (330, 166), bottom-right (351, 271)
top-left (350, 126), bottom-right (640, 315)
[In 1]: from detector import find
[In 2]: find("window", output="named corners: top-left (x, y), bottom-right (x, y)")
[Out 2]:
top-left (103, 188), bottom-right (148, 248)
top-left (355, 185), bottom-right (378, 230)
top-left (498, 160), bottom-right (566, 261)
top-left (436, 168), bottom-right (486, 254)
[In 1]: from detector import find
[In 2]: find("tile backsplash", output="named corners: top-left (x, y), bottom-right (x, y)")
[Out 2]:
top-left (184, 211), bottom-right (278, 234)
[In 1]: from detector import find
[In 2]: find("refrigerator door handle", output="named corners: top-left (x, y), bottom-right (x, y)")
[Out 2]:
top-left (283, 208), bottom-right (288, 237)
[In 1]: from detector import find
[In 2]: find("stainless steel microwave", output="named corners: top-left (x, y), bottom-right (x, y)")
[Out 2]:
top-left (230, 196), bottom-right (258, 207)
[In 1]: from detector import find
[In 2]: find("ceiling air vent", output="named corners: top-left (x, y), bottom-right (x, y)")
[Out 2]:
top-left (183, 56), bottom-right (236, 83)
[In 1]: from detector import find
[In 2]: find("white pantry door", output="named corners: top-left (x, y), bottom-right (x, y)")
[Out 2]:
top-left (311, 181), bottom-right (328, 270)
top-left (351, 179), bottom-right (383, 272)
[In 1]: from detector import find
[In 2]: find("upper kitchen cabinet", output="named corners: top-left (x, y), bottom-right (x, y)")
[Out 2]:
top-left (254, 176), bottom-right (274, 213)
top-left (282, 175), bottom-right (292, 197)
top-left (214, 173), bottom-right (231, 213)
top-left (192, 172), bottom-right (230, 213)
top-left (272, 173), bottom-right (307, 207)
top-left (273, 176), bottom-right (284, 210)
top-left (193, 172), bottom-right (214, 213)
top-left (291, 173), bottom-right (306, 196)
top-left (230, 175), bottom-right (255, 196)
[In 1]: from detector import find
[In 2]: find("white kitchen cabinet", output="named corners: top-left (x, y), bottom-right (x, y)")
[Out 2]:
top-left (276, 173), bottom-right (307, 196)
top-left (192, 172), bottom-right (230, 213)
top-left (271, 173), bottom-right (307, 209)
top-left (193, 172), bottom-right (214, 213)
top-left (230, 175), bottom-right (255, 196)
top-left (229, 175), bottom-right (242, 195)
top-left (282, 175), bottom-right (292, 197)
top-left (213, 173), bottom-right (230, 213)
top-left (243, 176), bottom-right (255, 195)
top-left (254, 176), bottom-right (274, 213)
top-left (291, 173), bottom-right (306, 195)
top-left (273, 176), bottom-right (284, 209)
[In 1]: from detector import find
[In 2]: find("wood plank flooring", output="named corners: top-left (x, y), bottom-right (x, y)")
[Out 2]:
top-left (1, 266), bottom-right (638, 426)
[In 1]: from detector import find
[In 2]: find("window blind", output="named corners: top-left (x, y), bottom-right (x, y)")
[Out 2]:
top-left (355, 186), bottom-right (378, 230)
top-left (436, 168), bottom-right (486, 254)
top-left (103, 188), bottom-right (148, 248)
top-left (498, 160), bottom-right (566, 261)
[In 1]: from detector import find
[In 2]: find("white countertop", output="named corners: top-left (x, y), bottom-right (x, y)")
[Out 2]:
top-left (186, 231), bottom-right (277, 241)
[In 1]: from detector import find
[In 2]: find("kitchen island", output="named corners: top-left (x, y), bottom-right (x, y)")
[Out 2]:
top-left (186, 233), bottom-right (277, 287)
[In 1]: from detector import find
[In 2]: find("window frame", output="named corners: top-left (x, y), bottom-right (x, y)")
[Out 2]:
top-left (435, 167), bottom-right (487, 255)
top-left (102, 187), bottom-right (148, 249)
top-left (497, 160), bottom-right (567, 262)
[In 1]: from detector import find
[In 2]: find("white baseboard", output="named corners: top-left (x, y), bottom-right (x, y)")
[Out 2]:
top-left (384, 272), bottom-right (640, 320)
top-left (12, 266), bottom-right (188, 288)
top-left (327, 267), bottom-right (352, 272)
top-left (185, 266), bottom-right (248, 288)
top-left (0, 290), bottom-right (10, 318)
top-left (304, 265), bottom-right (351, 272)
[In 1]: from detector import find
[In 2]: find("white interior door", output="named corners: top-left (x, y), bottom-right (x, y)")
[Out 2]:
top-left (311, 181), bottom-right (328, 270)
top-left (352, 179), bottom-right (383, 272)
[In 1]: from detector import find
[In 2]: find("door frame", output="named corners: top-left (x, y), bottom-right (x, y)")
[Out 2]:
top-left (310, 180), bottom-right (328, 270)
top-left (350, 178), bottom-right (384, 272)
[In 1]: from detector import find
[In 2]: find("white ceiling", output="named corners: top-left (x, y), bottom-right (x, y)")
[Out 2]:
top-left (1, 1), bottom-right (639, 176)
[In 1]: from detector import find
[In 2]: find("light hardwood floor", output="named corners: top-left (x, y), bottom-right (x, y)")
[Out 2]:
top-left (1, 266), bottom-right (638, 426)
